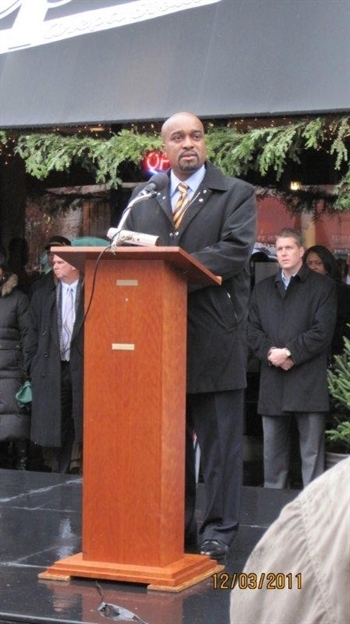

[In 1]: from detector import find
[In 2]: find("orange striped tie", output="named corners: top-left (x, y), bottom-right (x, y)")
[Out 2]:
top-left (173, 182), bottom-right (190, 229)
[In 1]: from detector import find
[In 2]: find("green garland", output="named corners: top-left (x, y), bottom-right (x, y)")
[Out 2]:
top-left (327, 333), bottom-right (350, 452)
top-left (1, 116), bottom-right (349, 212)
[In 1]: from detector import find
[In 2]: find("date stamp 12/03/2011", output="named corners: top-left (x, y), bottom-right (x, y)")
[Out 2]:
top-left (212, 572), bottom-right (302, 591)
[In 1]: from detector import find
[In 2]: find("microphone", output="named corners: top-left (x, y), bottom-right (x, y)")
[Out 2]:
top-left (107, 172), bottom-right (168, 248)
top-left (135, 171), bottom-right (169, 198)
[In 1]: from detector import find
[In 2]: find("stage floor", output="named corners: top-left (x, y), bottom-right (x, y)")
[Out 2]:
top-left (0, 469), bottom-right (298, 624)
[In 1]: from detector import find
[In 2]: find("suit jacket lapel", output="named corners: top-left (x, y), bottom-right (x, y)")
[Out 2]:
top-left (156, 191), bottom-right (173, 225)
top-left (176, 185), bottom-right (211, 232)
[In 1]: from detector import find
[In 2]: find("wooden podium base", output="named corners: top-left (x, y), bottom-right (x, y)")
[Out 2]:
top-left (38, 552), bottom-right (223, 592)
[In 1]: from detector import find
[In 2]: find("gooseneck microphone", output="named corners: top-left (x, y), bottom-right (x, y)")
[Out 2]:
top-left (135, 171), bottom-right (169, 198)
top-left (107, 172), bottom-right (169, 247)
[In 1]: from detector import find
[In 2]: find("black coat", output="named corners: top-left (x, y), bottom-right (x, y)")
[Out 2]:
top-left (332, 281), bottom-right (350, 356)
top-left (248, 265), bottom-right (337, 415)
top-left (0, 274), bottom-right (30, 441)
top-left (122, 162), bottom-right (257, 393)
top-left (24, 277), bottom-right (84, 447)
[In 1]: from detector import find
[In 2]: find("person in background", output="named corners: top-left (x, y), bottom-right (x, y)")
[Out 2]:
top-left (0, 254), bottom-right (30, 469)
top-left (248, 228), bottom-right (337, 489)
top-left (119, 111), bottom-right (257, 559)
top-left (346, 254), bottom-right (350, 285)
top-left (230, 457), bottom-right (350, 624)
top-left (25, 253), bottom-right (84, 474)
top-left (336, 256), bottom-right (348, 283)
top-left (29, 235), bottom-right (71, 296)
top-left (249, 251), bottom-right (270, 290)
top-left (337, 253), bottom-right (350, 285)
top-left (8, 237), bottom-right (31, 295)
top-left (303, 244), bottom-right (350, 357)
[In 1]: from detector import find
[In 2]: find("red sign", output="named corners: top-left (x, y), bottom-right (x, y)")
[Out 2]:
top-left (142, 150), bottom-right (170, 175)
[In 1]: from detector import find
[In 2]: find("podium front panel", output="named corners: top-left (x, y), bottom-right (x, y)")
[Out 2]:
top-left (82, 258), bottom-right (187, 567)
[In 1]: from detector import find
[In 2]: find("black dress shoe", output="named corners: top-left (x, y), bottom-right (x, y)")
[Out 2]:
top-left (199, 539), bottom-right (229, 559)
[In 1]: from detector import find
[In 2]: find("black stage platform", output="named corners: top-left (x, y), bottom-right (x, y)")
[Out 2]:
top-left (0, 469), bottom-right (298, 624)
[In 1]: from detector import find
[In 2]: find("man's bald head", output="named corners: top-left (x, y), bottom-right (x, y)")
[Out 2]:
top-left (161, 112), bottom-right (206, 180)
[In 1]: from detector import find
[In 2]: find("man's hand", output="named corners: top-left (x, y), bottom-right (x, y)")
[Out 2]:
top-left (280, 358), bottom-right (295, 371)
top-left (268, 347), bottom-right (293, 369)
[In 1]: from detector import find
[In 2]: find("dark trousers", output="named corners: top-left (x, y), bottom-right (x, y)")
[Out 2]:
top-left (45, 362), bottom-right (75, 474)
top-left (185, 389), bottom-right (244, 546)
top-left (263, 412), bottom-right (326, 488)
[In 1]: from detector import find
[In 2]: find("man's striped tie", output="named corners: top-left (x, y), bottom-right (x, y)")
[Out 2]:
top-left (173, 182), bottom-right (190, 229)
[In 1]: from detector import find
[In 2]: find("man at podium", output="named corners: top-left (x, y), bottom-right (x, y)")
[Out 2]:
top-left (120, 112), bottom-right (257, 560)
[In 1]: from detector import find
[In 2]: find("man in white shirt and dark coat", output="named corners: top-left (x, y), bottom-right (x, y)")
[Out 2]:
top-left (248, 227), bottom-right (337, 488)
top-left (119, 111), bottom-right (257, 560)
top-left (25, 253), bottom-right (84, 473)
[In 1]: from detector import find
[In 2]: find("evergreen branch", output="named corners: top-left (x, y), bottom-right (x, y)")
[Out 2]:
top-left (327, 333), bottom-right (350, 451)
top-left (10, 116), bottom-right (350, 212)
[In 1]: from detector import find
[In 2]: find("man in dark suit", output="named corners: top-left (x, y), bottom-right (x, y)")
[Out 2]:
top-left (25, 253), bottom-right (84, 474)
top-left (121, 112), bottom-right (257, 559)
top-left (248, 227), bottom-right (337, 488)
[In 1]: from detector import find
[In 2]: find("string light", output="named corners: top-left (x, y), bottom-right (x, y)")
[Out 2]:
top-left (0, 116), bottom-right (349, 168)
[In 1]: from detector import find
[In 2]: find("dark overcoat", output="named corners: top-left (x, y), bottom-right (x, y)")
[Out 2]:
top-left (0, 274), bottom-right (30, 440)
top-left (248, 265), bottom-right (337, 415)
top-left (122, 162), bottom-right (257, 393)
top-left (24, 277), bottom-right (84, 447)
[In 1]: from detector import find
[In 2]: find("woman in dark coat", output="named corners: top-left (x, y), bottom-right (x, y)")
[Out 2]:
top-left (303, 245), bottom-right (350, 357)
top-left (0, 254), bottom-right (30, 468)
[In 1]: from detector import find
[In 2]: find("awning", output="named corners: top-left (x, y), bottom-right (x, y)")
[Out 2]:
top-left (1, 0), bottom-right (349, 128)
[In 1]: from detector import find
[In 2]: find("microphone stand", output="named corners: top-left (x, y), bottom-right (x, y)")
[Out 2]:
top-left (107, 191), bottom-right (160, 250)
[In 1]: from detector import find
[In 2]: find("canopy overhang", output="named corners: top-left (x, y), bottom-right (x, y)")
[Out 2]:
top-left (1, 0), bottom-right (349, 128)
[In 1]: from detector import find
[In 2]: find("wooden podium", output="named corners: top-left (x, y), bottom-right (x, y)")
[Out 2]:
top-left (39, 247), bottom-right (223, 591)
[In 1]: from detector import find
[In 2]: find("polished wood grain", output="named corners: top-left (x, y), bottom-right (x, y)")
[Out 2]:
top-left (40, 249), bottom-right (221, 590)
